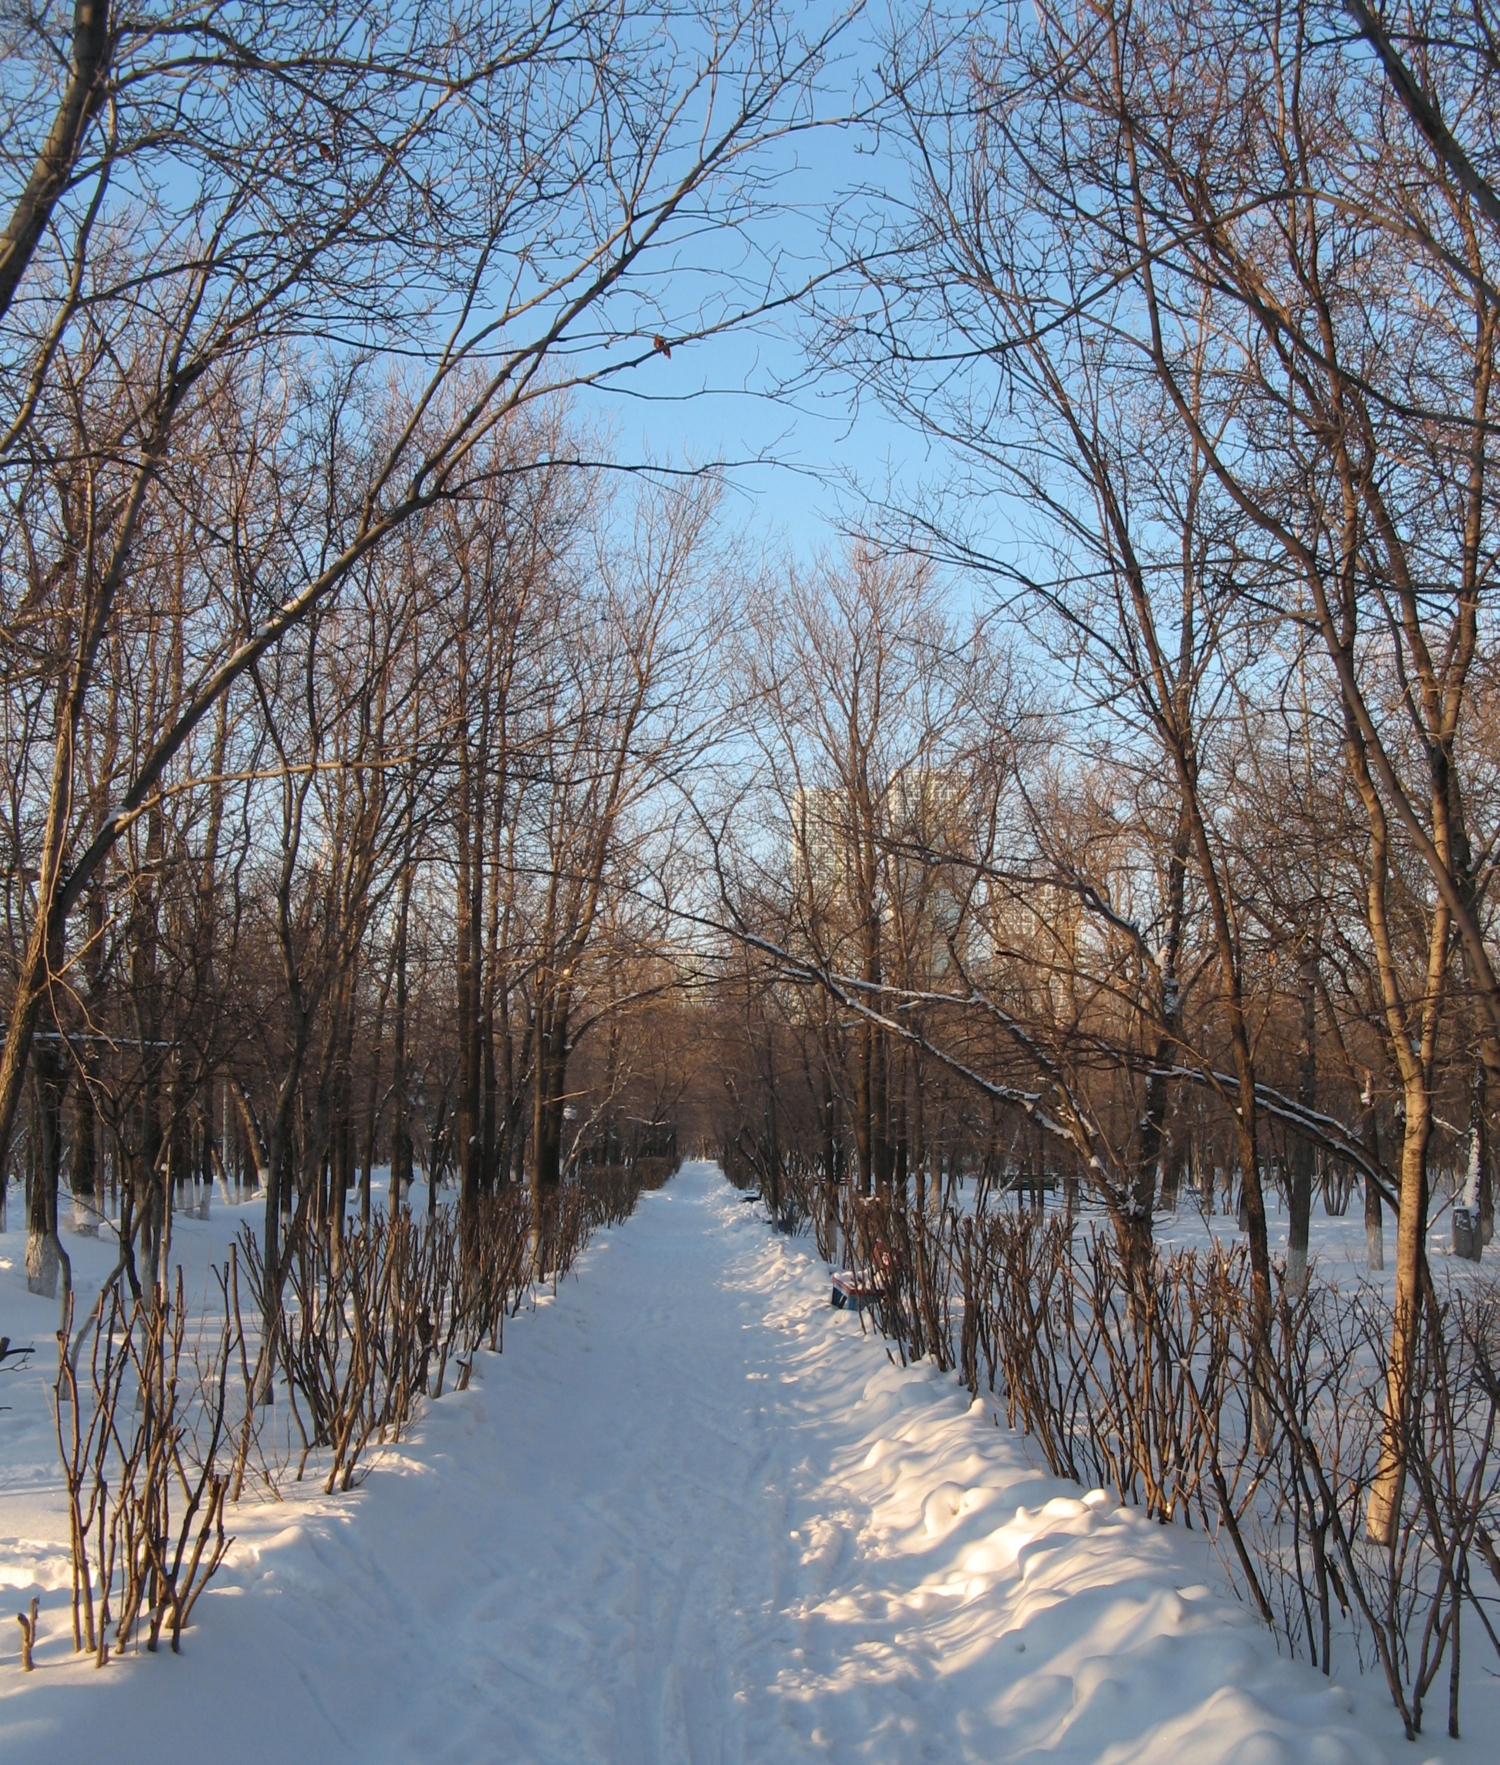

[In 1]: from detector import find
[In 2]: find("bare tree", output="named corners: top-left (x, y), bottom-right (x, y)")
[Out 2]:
top-left (0, 0), bottom-right (852, 1201)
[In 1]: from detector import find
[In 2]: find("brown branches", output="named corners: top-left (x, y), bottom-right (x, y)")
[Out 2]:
top-left (55, 1264), bottom-right (237, 1661)
top-left (795, 1169), bottom-right (1500, 1741)
top-left (236, 1165), bottom-right (654, 1496)
top-left (48, 1160), bottom-right (663, 1671)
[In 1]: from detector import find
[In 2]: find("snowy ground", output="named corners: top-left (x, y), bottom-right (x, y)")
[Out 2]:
top-left (1152, 1175), bottom-right (1496, 1300)
top-left (0, 1163), bottom-right (1491, 1763)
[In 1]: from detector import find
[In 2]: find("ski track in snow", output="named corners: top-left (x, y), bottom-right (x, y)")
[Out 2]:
top-left (0, 1162), bottom-right (1487, 1763)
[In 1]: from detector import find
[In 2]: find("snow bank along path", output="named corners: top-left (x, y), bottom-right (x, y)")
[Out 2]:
top-left (0, 1163), bottom-right (1478, 1763)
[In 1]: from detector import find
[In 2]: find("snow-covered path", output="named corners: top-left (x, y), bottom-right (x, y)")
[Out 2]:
top-left (0, 1164), bottom-right (1478, 1763)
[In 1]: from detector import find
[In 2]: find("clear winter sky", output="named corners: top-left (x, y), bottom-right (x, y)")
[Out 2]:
top-left (567, 8), bottom-right (974, 582)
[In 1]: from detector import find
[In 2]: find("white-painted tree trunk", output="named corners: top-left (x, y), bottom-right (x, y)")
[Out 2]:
top-left (25, 1227), bottom-right (57, 1298)
top-left (1286, 1241), bottom-right (1309, 1298)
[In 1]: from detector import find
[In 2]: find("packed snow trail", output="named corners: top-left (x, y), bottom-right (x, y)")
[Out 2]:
top-left (0, 1164), bottom-right (1477, 1762)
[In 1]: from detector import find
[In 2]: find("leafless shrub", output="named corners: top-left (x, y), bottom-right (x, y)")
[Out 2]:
top-left (811, 1187), bottom-right (1500, 1741)
top-left (53, 1141), bottom-right (663, 1666)
top-left (55, 1268), bottom-right (237, 1661)
top-left (235, 1165), bottom-right (657, 1494)
top-left (839, 1184), bottom-right (955, 1370)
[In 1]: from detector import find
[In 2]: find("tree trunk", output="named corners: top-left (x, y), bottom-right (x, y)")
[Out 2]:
top-left (1365, 1173), bottom-right (1385, 1271)
top-left (390, 858), bottom-right (413, 1210)
top-left (1287, 954), bottom-right (1318, 1297)
top-left (532, 1010), bottom-right (566, 1191)
top-left (1367, 1082), bottom-right (1432, 1543)
top-left (854, 1013), bottom-right (873, 1196)
top-left (530, 999), bottom-right (568, 1268)
top-left (70, 1063), bottom-right (99, 1236)
top-left (27, 1043), bottom-right (69, 1299)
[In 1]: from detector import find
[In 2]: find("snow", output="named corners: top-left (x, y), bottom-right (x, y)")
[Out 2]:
top-left (0, 1163), bottom-right (1488, 1762)
top-left (1150, 1177), bottom-right (1492, 1298)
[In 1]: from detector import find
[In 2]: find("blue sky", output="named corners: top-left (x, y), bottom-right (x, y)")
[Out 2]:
top-left (565, 5), bottom-right (971, 576)
top-left (579, 316), bottom-right (943, 565)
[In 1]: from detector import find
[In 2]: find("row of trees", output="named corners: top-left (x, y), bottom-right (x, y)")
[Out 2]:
top-left (8, 0), bottom-right (1500, 1612)
top-left (0, 1), bottom-right (842, 1293)
top-left (11, 415), bottom-right (715, 1351)
top-left (713, 0), bottom-right (1500, 1560)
